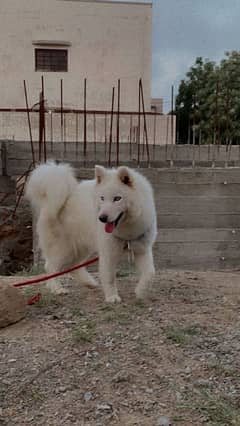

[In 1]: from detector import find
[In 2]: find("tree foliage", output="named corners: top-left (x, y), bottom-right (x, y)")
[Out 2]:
top-left (175, 51), bottom-right (240, 144)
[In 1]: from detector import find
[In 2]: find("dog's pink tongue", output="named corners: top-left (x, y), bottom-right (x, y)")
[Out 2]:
top-left (105, 222), bottom-right (115, 233)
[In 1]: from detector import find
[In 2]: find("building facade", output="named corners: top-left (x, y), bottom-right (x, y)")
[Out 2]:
top-left (0, 0), bottom-right (176, 145)
top-left (0, 0), bottom-right (152, 111)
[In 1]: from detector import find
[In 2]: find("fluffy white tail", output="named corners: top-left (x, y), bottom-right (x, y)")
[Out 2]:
top-left (25, 161), bottom-right (77, 218)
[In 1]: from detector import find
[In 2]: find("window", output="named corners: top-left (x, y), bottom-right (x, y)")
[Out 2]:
top-left (35, 48), bottom-right (68, 72)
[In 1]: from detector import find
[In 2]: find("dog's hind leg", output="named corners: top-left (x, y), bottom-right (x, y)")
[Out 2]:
top-left (134, 249), bottom-right (155, 299)
top-left (72, 267), bottom-right (98, 289)
top-left (45, 261), bottom-right (69, 295)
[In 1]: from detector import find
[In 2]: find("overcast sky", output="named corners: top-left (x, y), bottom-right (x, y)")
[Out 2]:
top-left (114, 0), bottom-right (240, 112)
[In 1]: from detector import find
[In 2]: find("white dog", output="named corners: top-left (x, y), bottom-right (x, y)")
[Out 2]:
top-left (26, 162), bottom-right (157, 303)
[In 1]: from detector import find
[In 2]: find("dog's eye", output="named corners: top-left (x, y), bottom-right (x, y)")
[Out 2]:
top-left (113, 196), bottom-right (122, 202)
top-left (100, 196), bottom-right (104, 201)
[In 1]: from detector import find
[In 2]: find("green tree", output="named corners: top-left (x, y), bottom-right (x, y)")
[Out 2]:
top-left (175, 51), bottom-right (240, 144)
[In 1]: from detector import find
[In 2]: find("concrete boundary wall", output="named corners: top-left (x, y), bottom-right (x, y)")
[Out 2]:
top-left (1, 140), bottom-right (240, 270)
top-left (1, 141), bottom-right (240, 176)
top-left (30, 167), bottom-right (240, 271)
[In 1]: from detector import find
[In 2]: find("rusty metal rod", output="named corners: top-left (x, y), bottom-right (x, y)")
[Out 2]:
top-left (170, 84), bottom-right (174, 167)
top-left (137, 79), bottom-right (141, 166)
top-left (23, 80), bottom-right (35, 166)
top-left (83, 78), bottom-right (87, 159)
top-left (104, 112), bottom-right (107, 159)
top-left (41, 76), bottom-right (47, 162)
top-left (64, 113), bottom-right (66, 153)
top-left (139, 79), bottom-right (150, 166)
top-left (116, 79), bottom-right (120, 166)
top-left (129, 115), bottom-right (132, 160)
top-left (75, 112), bottom-right (78, 155)
top-left (12, 162), bottom-right (34, 219)
top-left (93, 112), bottom-right (96, 161)
top-left (0, 107), bottom-right (162, 116)
top-left (108, 86), bottom-right (115, 167)
top-left (38, 91), bottom-right (43, 162)
top-left (60, 79), bottom-right (63, 143)
top-left (50, 112), bottom-right (53, 152)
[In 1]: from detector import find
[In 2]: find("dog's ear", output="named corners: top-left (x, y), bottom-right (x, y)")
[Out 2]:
top-left (118, 166), bottom-right (133, 187)
top-left (95, 165), bottom-right (106, 184)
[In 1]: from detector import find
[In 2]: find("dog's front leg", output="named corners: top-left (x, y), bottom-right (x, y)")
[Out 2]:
top-left (134, 249), bottom-right (155, 299)
top-left (99, 242), bottom-right (121, 303)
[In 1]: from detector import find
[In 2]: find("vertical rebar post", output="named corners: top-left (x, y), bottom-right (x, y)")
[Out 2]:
top-left (108, 87), bottom-right (115, 167)
top-left (139, 79), bottom-right (150, 166)
top-left (137, 79), bottom-right (141, 166)
top-left (170, 85), bottom-right (174, 167)
top-left (38, 91), bottom-right (44, 162)
top-left (83, 78), bottom-right (87, 161)
top-left (60, 79), bottom-right (63, 143)
top-left (41, 76), bottom-right (46, 162)
top-left (116, 79), bottom-right (120, 166)
top-left (75, 112), bottom-right (78, 156)
top-left (23, 80), bottom-right (35, 167)
top-left (104, 112), bottom-right (107, 159)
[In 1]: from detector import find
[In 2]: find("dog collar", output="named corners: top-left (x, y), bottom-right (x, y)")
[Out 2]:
top-left (113, 228), bottom-right (148, 244)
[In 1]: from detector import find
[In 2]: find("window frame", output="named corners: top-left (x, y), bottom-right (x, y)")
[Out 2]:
top-left (34, 48), bottom-right (68, 73)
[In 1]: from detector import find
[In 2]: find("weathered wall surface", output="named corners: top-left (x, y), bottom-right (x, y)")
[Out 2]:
top-left (0, 112), bottom-right (176, 146)
top-left (75, 167), bottom-right (240, 271)
top-left (0, 0), bottom-right (151, 111)
top-left (1, 141), bottom-right (239, 176)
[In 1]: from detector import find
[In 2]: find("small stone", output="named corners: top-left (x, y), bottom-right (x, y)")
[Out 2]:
top-left (84, 391), bottom-right (93, 402)
top-left (145, 388), bottom-right (153, 394)
top-left (195, 378), bottom-right (212, 387)
top-left (184, 366), bottom-right (191, 374)
top-left (176, 391), bottom-right (182, 402)
top-left (157, 416), bottom-right (172, 426)
top-left (104, 337), bottom-right (114, 348)
top-left (112, 371), bottom-right (130, 383)
top-left (96, 403), bottom-right (113, 413)
top-left (64, 413), bottom-right (75, 421)
top-left (56, 386), bottom-right (67, 394)
top-left (0, 281), bottom-right (26, 328)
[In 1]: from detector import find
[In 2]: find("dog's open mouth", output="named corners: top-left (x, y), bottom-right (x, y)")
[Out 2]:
top-left (105, 212), bottom-right (124, 233)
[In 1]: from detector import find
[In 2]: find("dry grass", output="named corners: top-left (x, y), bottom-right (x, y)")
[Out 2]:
top-left (1, 269), bottom-right (240, 425)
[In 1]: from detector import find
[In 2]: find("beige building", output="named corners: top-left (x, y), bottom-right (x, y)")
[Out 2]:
top-left (0, 0), bottom-right (176, 145)
top-left (0, 0), bottom-right (152, 110)
top-left (151, 98), bottom-right (163, 114)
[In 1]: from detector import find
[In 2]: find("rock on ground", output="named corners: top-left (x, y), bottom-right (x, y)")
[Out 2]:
top-left (0, 281), bottom-right (26, 328)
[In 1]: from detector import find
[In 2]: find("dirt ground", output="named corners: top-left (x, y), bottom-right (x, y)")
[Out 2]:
top-left (1, 268), bottom-right (240, 426)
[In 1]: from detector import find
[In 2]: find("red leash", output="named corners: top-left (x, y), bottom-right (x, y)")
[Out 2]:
top-left (13, 256), bottom-right (99, 305)
top-left (27, 292), bottom-right (42, 305)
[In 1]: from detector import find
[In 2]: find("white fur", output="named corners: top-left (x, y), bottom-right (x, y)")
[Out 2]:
top-left (26, 161), bottom-right (157, 302)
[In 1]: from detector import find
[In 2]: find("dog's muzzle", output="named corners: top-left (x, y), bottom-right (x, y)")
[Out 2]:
top-left (99, 212), bottom-right (124, 233)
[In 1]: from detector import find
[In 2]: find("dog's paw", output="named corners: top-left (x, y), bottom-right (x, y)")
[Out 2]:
top-left (47, 283), bottom-right (69, 295)
top-left (135, 287), bottom-right (147, 300)
top-left (84, 278), bottom-right (99, 289)
top-left (105, 294), bottom-right (122, 304)
top-left (54, 287), bottom-right (69, 295)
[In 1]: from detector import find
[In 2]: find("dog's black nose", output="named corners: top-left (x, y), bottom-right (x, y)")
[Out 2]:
top-left (99, 214), bottom-right (108, 223)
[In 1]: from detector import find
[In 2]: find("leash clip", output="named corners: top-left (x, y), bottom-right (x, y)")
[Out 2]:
top-left (127, 241), bottom-right (135, 264)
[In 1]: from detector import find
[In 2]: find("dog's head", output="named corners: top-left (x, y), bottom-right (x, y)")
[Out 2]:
top-left (95, 165), bottom-right (133, 234)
